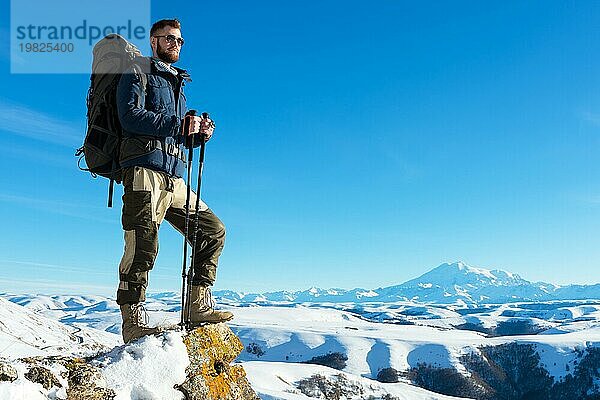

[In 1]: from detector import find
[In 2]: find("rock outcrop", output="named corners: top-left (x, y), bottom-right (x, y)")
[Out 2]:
top-left (176, 323), bottom-right (259, 400)
top-left (1, 323), bottom-right (258, 400)
top-left (0, 362), bottom-right (17, 382)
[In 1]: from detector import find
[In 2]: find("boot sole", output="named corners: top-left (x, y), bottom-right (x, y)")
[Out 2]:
top-left (185, 316), bottom-right (234, 330)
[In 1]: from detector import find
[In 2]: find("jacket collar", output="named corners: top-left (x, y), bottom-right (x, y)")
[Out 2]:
top-left (150, 57), bottom-right (192, 82)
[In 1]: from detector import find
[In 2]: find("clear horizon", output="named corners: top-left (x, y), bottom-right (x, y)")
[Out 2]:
top-left (0, 259), bottom-right (596, 297)
top-left (2, 1), bottom-right (600, 295)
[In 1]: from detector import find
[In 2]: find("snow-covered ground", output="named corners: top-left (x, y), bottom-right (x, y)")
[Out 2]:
top-left (2, 262), bottom-right (600, 399)
top-left (243, 361), bottom-right (467, 400)
top-left (0, 296), bottom-right (119, 358)
top-left (1, 289), bottom-right (600, 399)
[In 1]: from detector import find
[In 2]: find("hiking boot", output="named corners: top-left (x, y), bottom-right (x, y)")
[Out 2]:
top-left (186, 285), bottom-right (233, 326)
top-left (120, 303), bottom-right (163, 344)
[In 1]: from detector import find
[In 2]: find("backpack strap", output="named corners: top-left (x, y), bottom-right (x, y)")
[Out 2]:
top-left (131, 63), bottom-right (148, 109)
top-left (108, 177), bottom-right (115, 208)
top-left (104, 61), bottom-right (147, 208)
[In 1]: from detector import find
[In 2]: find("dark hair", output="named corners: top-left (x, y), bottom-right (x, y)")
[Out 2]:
top-left (150, 19), bottom-right (181, 36)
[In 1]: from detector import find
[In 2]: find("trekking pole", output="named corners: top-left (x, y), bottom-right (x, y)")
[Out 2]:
top-left (185, 112), bottom-right (213, 327)
top-left (180, 109), bottom-right (197, 328)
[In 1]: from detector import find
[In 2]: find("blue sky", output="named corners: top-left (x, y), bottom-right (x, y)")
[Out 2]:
top-left (1, 1), bottom-right (600, 295)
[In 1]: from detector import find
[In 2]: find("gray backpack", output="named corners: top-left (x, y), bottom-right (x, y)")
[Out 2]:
top-left (76, 34), bottom-right (147, 207)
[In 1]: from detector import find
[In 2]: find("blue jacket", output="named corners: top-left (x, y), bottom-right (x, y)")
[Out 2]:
top-left (116, 57), bottom-right (190, 178)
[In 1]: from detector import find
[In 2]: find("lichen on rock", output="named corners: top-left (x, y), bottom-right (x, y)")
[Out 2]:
top-left (24, 365), bottom-right (62, 390)
top-left (176, 323), bottom-right (260, 400)
top-left (66, 359), bottom-right (116, 400)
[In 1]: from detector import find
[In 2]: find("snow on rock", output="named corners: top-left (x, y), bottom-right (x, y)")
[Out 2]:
top-left (0, 364), bottom-right (48, 400)
top-left (94, 331), bottom-right (189, 400)
top-left (0, 324), bottom-right (260, 400)
top-left (0, 357), bottom-right (89, 400)
top-left (93, 323), bottom-right (260, 400)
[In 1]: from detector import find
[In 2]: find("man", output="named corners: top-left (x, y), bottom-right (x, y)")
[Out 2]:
top-left (115, 18), bottom-right (232, 344)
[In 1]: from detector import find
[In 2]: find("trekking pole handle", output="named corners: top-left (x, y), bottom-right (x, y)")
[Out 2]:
top-left (201, 112), bottom-right (216, 129)
top-left (183, 109), bottom-right (198, 133)
top-left (183, 110), bottom-right (198, 147)
top-left (199, 112), bottom-right (216, 143)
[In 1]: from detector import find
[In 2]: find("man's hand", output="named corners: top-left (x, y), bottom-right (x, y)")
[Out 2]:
top-left (187, 115), bottom-right (215, 142)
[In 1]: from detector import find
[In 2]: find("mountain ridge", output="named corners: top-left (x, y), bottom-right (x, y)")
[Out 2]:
top-left (212, 261), bottom-right (598, 305)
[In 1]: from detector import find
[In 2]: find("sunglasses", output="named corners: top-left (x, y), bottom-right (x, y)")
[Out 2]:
top-left (153, 34), bottom-right (185, 47)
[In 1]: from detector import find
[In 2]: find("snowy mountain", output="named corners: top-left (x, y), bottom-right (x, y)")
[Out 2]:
top-left (375, 261), bottom-right (556, 305)
top-left (214, 261), bottom-right (599, 306)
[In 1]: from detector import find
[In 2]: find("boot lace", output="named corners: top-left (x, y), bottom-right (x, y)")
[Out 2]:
top-left (203, 286), bottom-right (216, 309)
top-left (131, 303), bottom-right (150, 327)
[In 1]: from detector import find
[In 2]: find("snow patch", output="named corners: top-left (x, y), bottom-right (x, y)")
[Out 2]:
top-left (94, 331), bottom-right (189, 400)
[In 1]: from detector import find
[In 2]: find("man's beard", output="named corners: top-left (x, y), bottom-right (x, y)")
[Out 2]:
top-left (157, 43), bottom-right (179, 63)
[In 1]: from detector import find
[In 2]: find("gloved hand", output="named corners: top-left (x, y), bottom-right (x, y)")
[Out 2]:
top-left (187, 114), bottom-right (215, 142)
top-left (183, 113), bottom-right (215, 148)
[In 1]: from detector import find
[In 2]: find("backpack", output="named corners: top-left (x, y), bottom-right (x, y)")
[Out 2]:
top-left (76, 33), bottom-right (147, 207)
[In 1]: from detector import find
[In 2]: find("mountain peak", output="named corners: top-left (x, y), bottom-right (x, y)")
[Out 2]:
top-left (382, 261), bottom-right (555, 305)
top-left (435, 261), bottom-right (468, 272)
top-left (451, 261), bottom-right (467, 269)
top-left (429, 261), bottom-right (517, 281)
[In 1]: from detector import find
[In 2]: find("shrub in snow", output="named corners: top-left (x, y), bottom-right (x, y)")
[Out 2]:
top-left (296, 374), bottom-right (365, 399)
top-left (246, 342), bottom-right (265, 357)
top-left (457, 320), bottom-right (544, 337)
top-left (551, 346), bottom-right (600, 399)
top-left (457, 342), bottom-right (554, 399)
top-left (494, 320), bottom-right (543, 336)
top-left (376, 367), bottom-right (400, 383)
top-left (455, 322), bottom-right (492, 335)
top-left (466, 342), bottom-right (553, 399)
top-left (411, 343), bottom-right (600, 400)
top-left (304, 352), bottom-right (348, 370)
top-left (409, 363), bottom-right (487, 399)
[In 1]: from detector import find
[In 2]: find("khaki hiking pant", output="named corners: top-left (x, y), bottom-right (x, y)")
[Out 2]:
top-left (116, 166), bottom-right (226, 305)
